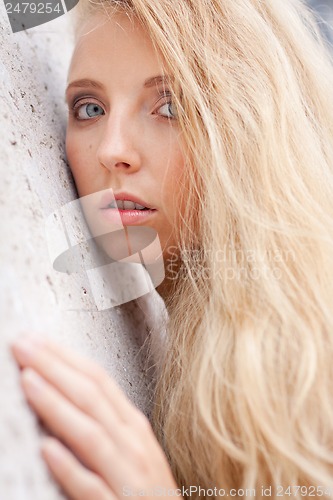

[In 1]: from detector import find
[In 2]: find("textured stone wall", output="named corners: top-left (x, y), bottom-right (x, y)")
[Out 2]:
top-left (0, 1), bottom-right (332, 498)
top-left (0, 6), bottom-right (165, 499)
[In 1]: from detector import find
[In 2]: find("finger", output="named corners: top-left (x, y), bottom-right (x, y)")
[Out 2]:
top-left (41, 437), bottom-right (115, 500)
top-left (11, 337), bottom-right (146, 445)
top-left (21, 368), bottom-right (125, 488)
top-left (11, 335), bottom-right (138, 424)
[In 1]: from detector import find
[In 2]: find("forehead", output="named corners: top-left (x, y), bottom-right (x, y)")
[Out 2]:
top-left (68, 11), bottom-right (167, 80)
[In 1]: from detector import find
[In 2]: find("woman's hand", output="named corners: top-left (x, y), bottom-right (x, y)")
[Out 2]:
top-left (10, 335), bottom-right (180, 500)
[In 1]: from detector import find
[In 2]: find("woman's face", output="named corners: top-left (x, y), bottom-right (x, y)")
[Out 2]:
top-left (65, 11), bottom-right (187, 265)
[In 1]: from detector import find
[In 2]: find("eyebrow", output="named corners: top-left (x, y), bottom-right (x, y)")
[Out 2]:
top-left (65, 75), bottom-right (173, 102)
top-left (143, 75), bottom-right (174, 88)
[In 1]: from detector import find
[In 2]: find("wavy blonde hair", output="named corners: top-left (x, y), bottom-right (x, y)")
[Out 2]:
top-left (69, 0), bottom-right (333, 496)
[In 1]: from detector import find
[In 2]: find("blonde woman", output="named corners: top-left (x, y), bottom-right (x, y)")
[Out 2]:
top-left (11, 0), bottom-right (333, 498)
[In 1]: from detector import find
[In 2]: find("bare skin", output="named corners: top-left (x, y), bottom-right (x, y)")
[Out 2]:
top-left (65, 11), bottom-right (188, 305)
top-left (11, 336), bottom-right (181, 499)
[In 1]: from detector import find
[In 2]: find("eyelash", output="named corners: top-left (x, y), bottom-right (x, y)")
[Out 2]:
top-left (69, 92), bottom-right (177, 121)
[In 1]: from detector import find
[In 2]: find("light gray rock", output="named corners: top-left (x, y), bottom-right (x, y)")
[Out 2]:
top-left (0, 6), bottom-right (165, 499)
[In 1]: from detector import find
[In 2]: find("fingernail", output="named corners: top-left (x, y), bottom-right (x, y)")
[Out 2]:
top-left (11, 338), bottom-right (37, 362)
top-left (12, 337), bottom-right (43, 361)
top-left (41, 438), bottom-right (63, 465)
top-left (22, 369), bottom-right (44, 396)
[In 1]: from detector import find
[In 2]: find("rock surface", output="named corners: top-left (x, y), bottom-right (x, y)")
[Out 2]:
top-left (0, 6), bottom-right (165, 499)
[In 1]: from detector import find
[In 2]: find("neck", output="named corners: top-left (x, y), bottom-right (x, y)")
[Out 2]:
top-left (156, 276), bottom-right (175, 303)
top-left (155, 255), bottom-right (182, 310)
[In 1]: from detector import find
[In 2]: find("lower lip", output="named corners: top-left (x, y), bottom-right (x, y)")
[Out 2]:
top-left (100, 208), bottom-right (157, 225)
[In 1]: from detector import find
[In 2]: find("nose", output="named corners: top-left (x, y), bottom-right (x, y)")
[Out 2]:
top-left (97, 112), bottom-right (142, 174)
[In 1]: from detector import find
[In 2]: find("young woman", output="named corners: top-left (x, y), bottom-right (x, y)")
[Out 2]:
top-left (11, 0), bottom-right (333, 498)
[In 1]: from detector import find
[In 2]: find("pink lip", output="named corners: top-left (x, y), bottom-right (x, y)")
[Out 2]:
top-left (99, 190), bottom-right (157, 226)
top-left (99, 190), bottom-right (156, 210)
top-left (100, 207), bottom-right (157, 225)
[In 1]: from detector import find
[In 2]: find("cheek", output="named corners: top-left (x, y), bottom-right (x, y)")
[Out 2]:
top-left (166, 148), bottom-right (187, 198)
top-left (157, 127), bottom-right (186, 168)
top-left (158, 150), bottom-right (187, 231)
top-left (168, 146), bottom-right (192, 227)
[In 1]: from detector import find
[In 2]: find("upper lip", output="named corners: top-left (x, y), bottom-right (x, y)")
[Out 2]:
top-left (99, 191), bottom-right (156, 210)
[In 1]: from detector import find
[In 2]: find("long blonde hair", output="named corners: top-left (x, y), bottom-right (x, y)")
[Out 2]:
top-left (69, 0), bottom-right (333, 496)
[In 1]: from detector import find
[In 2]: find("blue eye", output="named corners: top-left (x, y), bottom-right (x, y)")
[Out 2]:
top-left (70, 96), bottom-right (177, 121)
top-left (73, 101), bottom-right (105, 120)
top-left (157, 101), bottom-right (178, 119)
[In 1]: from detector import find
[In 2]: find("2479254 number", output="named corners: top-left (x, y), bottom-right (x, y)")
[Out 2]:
top-left (5, 2), bottom-right (61, 14)
top-left (276, 485), bottom-right (333, 496)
